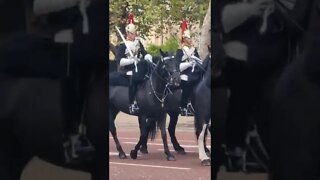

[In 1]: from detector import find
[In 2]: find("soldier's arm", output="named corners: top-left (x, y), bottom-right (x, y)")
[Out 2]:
top-left (176, 49), bottom-right (192, 72)
top-left (138, 41), bottom-right (148, 57)
top-left (116, 44), bottom-right (126, 64)
top-left (117, 44), bottom-right (135, 67)
top-left (221, 0), bottom-right (271, 33)
top-left (139, 40), bottom-right (152, 62)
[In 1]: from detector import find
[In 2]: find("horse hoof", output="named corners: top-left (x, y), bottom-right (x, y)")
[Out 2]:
top-left (130, 150), bottom-right (138, 159)
top-left (140, 147), bottom-right (148, 154)
top-left (166, 155), bottom-right (176, 161)
top-left (119, 152), bottom-right (127, 159)
top-left (201, 159), bottom-right (211, 166)
top-left (176, 150), bottom-right (186, 155)
top-left (175, 147), bottom-right (186, 155)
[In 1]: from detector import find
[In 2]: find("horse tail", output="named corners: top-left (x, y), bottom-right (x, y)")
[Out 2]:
top-left (148, 118), bottom-right (160, 141)
top-left (148, 119), bottom-right (156, 140)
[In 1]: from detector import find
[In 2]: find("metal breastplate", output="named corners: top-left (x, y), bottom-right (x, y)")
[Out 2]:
top-left (125, 40), bottom-right (141, 58)
top-left (182, 46), bottom-right (196, 62)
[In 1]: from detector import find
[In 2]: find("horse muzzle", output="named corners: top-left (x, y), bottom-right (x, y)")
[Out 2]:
top-left (169, 72), bottom-right (181, 87)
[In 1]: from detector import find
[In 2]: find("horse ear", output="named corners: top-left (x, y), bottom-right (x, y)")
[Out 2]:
top-left (159, 49), bottom-right (164, 56)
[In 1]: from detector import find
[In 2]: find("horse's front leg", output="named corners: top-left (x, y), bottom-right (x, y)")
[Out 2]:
top-left (138, 116), bottom-right (148, 154)
top-left (130, 118), bottom-right (151, 159)
top-left (168, 111), bottom-right (186, 154)
top-left (159, 114), bottom-right (175, 161)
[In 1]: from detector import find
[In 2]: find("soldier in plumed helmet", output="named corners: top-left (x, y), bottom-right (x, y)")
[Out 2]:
top-left (176, 18), bottom-right (201, 116)
top-left (116, 12), bottom-right (153, 114)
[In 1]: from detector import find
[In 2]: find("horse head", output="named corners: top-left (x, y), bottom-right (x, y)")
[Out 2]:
top-left (159, 49), bottom-right (181, 87)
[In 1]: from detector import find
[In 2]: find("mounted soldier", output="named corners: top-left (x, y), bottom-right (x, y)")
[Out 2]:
top-left (115, 12), bottom-right (153, 114)
top-left (30, 0), bottom-right (105, 162)
top-left (176, 19), bottom-right (202, 116)
top-left (216, 0), bottom-right (299, 172)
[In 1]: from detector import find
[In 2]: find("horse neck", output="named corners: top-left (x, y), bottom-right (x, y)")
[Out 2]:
top-left (205, 62), bottom-right (211, 78)
top-left (150, 65), bottom-right (167, 93)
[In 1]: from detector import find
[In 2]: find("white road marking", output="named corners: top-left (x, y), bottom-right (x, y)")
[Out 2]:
top-left (156, 149), bottom-right (199, 153)
top-left (108, 137), bottom-right (212, 142)
top-left (122, 142), bottom-right (211, 148)
top-left (109, 162), bottom-right (191, 170)
top-left (109, 152), bottom-right (141, 157)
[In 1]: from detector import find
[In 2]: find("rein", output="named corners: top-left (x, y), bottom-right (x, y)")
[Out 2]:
top-left (148, 59), bottom-right (175, 105)
top-left (274, 0), bottom-right (306, 32)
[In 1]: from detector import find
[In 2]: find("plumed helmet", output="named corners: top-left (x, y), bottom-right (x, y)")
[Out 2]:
top-left (183, 30), bottom-right (191, 39)
top-left (126, 23), bottom-right (136, 33)
top-left (181, 18), bottom-right (191, 43)
top-left (126, 11), bottom-right (136, 33)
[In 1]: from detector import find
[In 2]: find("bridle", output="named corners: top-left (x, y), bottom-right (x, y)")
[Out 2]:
top-left (148, 56), bottom-right (178, 105)
top-left (274, 0), bottom-right (306, 32)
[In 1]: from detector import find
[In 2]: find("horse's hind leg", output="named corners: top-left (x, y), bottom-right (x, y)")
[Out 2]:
top-left (204, 127), bottom-right (211, 157)
top-left (109, 109), bottom-right (126, 159)
top-left (159, 114), bottom-right (175, 161)
top-left (138, 116), bottom-right (148, 154)
top-left (168, 112), bottom-right (186, 154)
top-left (197, 123), bottom-right (211, 166)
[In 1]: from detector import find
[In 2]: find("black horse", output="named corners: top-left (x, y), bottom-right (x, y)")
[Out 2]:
top-left (138, 54), bottom-right (212, 162)
top-left (192, 54), bottom-right (211, 166)
top-left (269, 0), bottom-right (320, 179)
top-left (109, 50), bottom-right (181, 161)
top-left (212, 0), bottom-right (319, 179)
top-left (0, 1), bottom-right (107, 180)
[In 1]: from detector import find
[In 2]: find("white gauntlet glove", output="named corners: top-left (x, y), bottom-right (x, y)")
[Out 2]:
top-left (120, 57), bottom-right (138, 67)
top-left (179, 62), bottom-right (193, 72)
top-left (144, 54), bottom-right (153, 62)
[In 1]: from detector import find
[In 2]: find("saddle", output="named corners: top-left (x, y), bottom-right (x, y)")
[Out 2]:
top-left (0, 33), bottom-right (69, 79)
top-left (109, 61), bottom-right (154, 87)
top-left (109, 71), bottom-right (130, 86)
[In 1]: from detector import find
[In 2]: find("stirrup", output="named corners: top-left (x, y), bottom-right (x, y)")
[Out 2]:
top-left (63, 134), bottom-right (95, 165)
top-left (179, 107), bottom-right (193, 116)
top-left (129, 103), bottom-right (140, 114)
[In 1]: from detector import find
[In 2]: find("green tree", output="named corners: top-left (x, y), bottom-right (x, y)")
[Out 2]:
top-left (109, 0), bottom-right (209, 43)
top-left (146, 35), bottom-right (180, 57)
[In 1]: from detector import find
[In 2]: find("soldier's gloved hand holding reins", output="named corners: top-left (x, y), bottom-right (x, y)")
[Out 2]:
top-left (119, 57), bottom-right (139, 67)
top-left (144, 54), bottom-right (153, 63)
top-left (180, 61), bottom-right (194, 72)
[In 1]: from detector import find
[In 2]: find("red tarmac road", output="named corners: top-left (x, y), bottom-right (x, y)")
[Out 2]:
top-left (109, 130), bottom-right (211, 180)
top-left (109, 113), bottom-right (268, 180)
top-left (109, 112), bottom-right (211, 180)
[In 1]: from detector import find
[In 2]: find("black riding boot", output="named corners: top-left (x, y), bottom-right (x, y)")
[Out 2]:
top-left (129, 80), bottom-right (139, 114)
top-left (180, 81), bottom-right (194, 116)
top-left (63, 67), bottom-right (94, 165)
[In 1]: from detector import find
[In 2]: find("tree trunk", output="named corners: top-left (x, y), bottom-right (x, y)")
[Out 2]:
top-left (199, 1), bottom-right (211, 59)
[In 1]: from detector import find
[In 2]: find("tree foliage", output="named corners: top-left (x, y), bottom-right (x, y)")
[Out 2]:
top-left (109, 0), bottom-right (209, 42)
top-left (146, 35), bottom-right (180, 56)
